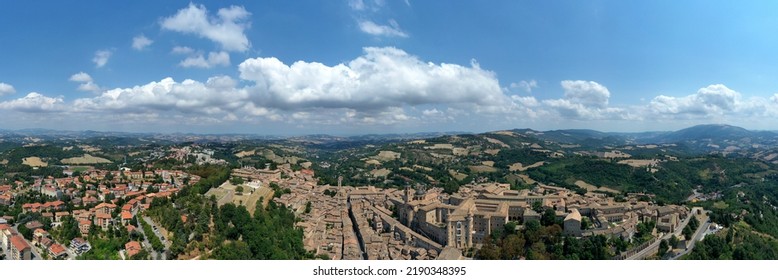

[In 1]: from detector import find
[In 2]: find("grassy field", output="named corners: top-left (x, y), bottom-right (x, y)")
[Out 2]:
top-left (448, 169), bottom-right (468, 181)
top-left (22, 156), bottom-right (47, 167)
top-left (468, 165), bottom-right (497, 173)
top-left (574, 180), bottom-right (621, 194)
top-left (509, 161), bottom-right (545, 171)
top-left (70, 166), bottom-right (91, 172)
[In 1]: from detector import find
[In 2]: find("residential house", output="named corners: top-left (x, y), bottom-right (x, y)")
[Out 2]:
top-left (0, 224), bottom-right (12, 250)
top-left (0, 194), bottom-right (12, 206)
top-left (125, 241), bottom-right (142, 259)
top-left (54, 211), bottom-right (71, 223)
top-left (79, 219), bottom-right (91, 236)
top-left (121, 211), bottom-right (133, 226)
top-left (95, 213), bottom-right (113, 231)
top-left (94, 203), bottom-right (117, 215)
top-left (70, 238), bottom-right (91, 255)
top-left (10, 235), bottom-right (32, 260)
top-left (48, 243), bottom-right (68, 259)
top-left (25, 221), bottom-right (44, 231)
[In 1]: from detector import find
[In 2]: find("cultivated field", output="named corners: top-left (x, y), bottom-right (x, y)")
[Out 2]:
top-left (235, 149), bottom-right (256, 158)
top-left (61, 154), bottom-right (112, 164)
top-left (469, 165), bottom-right (497, 173)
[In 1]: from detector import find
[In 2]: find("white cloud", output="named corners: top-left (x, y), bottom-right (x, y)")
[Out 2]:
top-left (541, 80), bottom-right (631, 120)
top-left (560, 80), bottom-right (610, 108)
top-left (179, 51), bottom-right (231, 68)
top-left (238, 47), bottom-right (506, 111)
top-left (648, 84), bottom-right (742, 116)
top-left (69, 72), bottom-right (101, 93)
top-left (132, 35), bottom-right (153, 50)
top-left (93, 50), bottom-right (112, 68)
top-left (73, 76), bottom-right (248, 117)
top-left (0, 92), bottom-right (64, 113)
top-left (358, 20), bottom-right (408, 38)
top-left (172, 46), bottom-right (195, 54)
top-left (0, 82), bottom-right (15, 96)
top-left (510, 80), bottom-right (538, 93)
top-left (160, 3), bottom-right (251, 52)
top-left (349, 0), bottom-right (366, 10)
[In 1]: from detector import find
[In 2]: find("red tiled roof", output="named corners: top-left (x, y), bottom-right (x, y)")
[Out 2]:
top-left (10, 235), bottom-right (30, 251)
top-left (121, 211), bottom-right (133, 220)
top-left (125, 241), bottom-right (142, 257)
top-left (95, 202), bottom-right (117, 209)
top-left (95, 213), bottom-right (112, 219)
top-left (49, 243), bottom-right (66, 255)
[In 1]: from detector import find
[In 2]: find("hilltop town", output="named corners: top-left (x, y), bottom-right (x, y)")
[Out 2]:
top-left (1, 125), bottom-right (777, 260)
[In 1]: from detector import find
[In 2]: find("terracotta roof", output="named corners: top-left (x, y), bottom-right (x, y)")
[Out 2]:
top-left (95, 213), bottom-right (112, 219)
top-left (79, 219), bottom-right (92, 225)
top-left (121, 211), bottom-right (133, 220)
top-left (125, 241), bottom-right (142, 257)
top-left (49, 243), bottom-right (66, 255)
top-left (95, 202), bottom-right (117, 209)
top-left (10, 235), bottom-right (30, 251)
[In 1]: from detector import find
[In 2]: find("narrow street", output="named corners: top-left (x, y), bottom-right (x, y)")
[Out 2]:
top-left (142, 216), bottom-right (170, 260)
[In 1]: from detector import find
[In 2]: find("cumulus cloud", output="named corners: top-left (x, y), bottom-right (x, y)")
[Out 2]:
top-left (73, 76), bottom-right (248, 117)
top-left (0, 82), bottom-right (15, 96)
top-left (0, 92), bottom-right (64, 113)
top-left (542, 80), bottom-right (631, 120)
top-left (510, 80), bottom-right (537, 93)
top-left (358, 20), bottom-right (408, 38)
top-left (69, 72), bottom-right (101, 92)
top-left (179, 51), bottom-right (231, 68)
top-left (648, 84), bottom-right (742, 116)
top-left (238, 47), bottom-right (506, 111)
top-left (132, 35), bottom-right (153, 50)
top-left (93, 50), bottom-right (112, 68)
top-left (560, 80), bottom-right (610, 108)
top-left (37, 47), bottom-right (511, 128)
top-left (161, 3), bottom-right (251, 52)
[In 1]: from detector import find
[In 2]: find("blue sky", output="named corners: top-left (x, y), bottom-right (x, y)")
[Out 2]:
top-left (1, 1), bottom-right (778, 135)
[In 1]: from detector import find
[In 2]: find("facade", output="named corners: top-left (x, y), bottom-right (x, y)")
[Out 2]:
top-left (564, 209), bottom-right (583, 237)
top-left (10, 235), bottom-right (32, 260)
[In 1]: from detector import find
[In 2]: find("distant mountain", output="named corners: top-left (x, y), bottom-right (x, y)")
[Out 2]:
top-left (645, 124), bottom-right (777, 144)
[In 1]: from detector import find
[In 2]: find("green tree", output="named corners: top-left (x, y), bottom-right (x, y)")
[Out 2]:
top-left (658, 239), bottom-right (669, 257)
top-left (669, 235), bottom-right (679, 248)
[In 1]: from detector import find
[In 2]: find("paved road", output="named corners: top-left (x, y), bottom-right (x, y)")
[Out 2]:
top-left (142, 216), bottom-right (170, 260)
top-left (671, 214), bottom-right (711, 260)
top-left (627, 210), bottom-right (696, 260)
